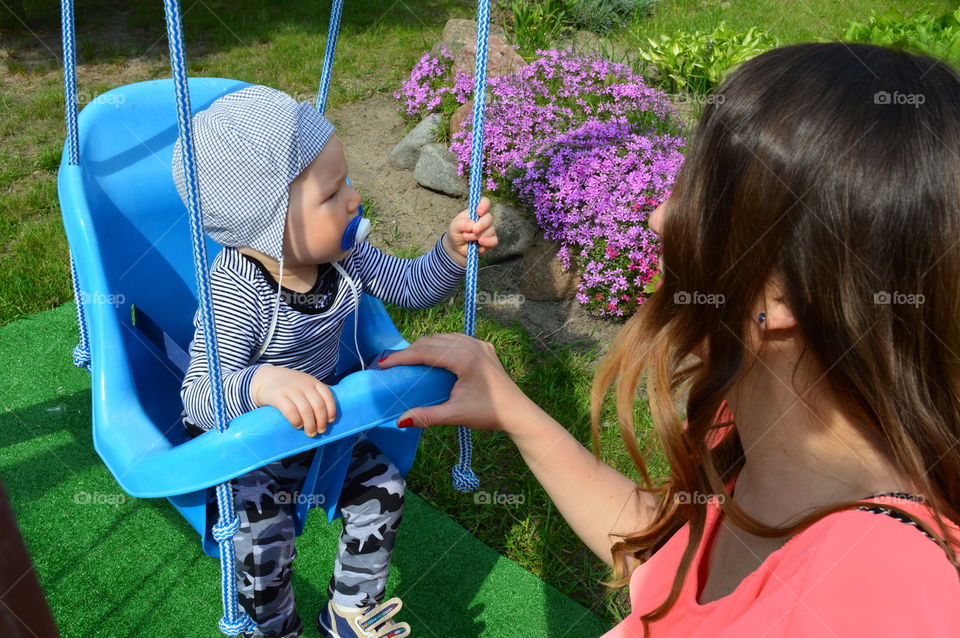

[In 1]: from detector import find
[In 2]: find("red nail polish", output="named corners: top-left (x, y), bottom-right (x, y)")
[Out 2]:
top-left (378, 357), bottom-right (388, 363)
top-left (398, 418), bottom-right (414, 428)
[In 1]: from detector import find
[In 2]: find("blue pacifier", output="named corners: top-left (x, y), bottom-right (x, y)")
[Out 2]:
top-left (341, 176), bottom-right (371, 251)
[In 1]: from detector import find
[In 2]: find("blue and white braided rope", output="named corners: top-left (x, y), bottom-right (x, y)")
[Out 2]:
top-left (314, 0), bottom-right (343, 114)
top-left (451, 0), bottom-right (492, 493)
top-left (60, 0), bottom-right (91, 372)
top-left (163, 1), bottom-right (254, 634)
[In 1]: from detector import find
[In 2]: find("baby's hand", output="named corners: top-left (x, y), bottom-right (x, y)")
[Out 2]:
top-left (444, 196), bottom-right (499, 263)
top-left (250, 365), bottom-right (336, 437)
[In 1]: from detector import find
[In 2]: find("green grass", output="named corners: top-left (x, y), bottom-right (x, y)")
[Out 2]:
top-left (387, 295), bottom-right (668, 620)
top-left (0, 0), bottom-right (472, 323)
top-left (0, 304), bottom-right (611, 638)
top-left (623, 0), bottom-right (956, 46)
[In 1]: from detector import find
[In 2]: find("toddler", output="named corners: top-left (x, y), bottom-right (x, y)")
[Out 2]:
top-left (173, 85), bottom-right (498, 638)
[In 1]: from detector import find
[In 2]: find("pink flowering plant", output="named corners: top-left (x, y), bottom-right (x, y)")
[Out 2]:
top-left (393, 45), bottom-right (474, 122)
top-left (517, 119), bottom-right (682, 316)
top-left (395, 48), bottom-right (688, 317)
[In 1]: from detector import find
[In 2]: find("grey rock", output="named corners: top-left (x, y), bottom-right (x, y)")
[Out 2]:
top-left (520, 231), bottom-right (580, 301)
top-left (439, 19), bottom-right (507, 57)
top-left (413, 143), bottom-right (468, 197)
top-left (453, 35), bottom-right (526, 79)
top-left (483, 202), bottom-right (537, 264)
top-left (388, 113), bottom-right (443, 170)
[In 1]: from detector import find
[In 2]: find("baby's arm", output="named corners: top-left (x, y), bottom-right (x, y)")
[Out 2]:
top-left (180, 264), bottom-right (269, 431)
top-left (350, 234), bottom-right (468, 309)
top-left (181, 257), bottom-right (337, 437)
top-left (349, 197), bottom-right (497, 308)
top-left (249, 365), bottom-right (335, 437)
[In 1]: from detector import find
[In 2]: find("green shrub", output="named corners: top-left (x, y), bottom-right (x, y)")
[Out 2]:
top-left (565, 0), bottom-right (659, 35)
top-left (500, 0), bottom-right (570, 56)
top-left (636, 21), bottom-right (778, 96)
top-left (842, 8), bottom-right (960, 69)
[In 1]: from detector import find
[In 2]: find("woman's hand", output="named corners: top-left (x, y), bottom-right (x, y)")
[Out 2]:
top-left (376, 333), bottom-right (534, 432)
top-left (380, 333), bottom-right (659, 568)
top-left (250, 364), bottom-right (336, 437)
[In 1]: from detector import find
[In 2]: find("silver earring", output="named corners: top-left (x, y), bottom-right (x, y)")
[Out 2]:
top-left (758, 312), bottom-right (765, 325)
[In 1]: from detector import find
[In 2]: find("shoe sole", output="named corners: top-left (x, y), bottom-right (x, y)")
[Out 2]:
top-left (316, 613), bottom-right (345, 638)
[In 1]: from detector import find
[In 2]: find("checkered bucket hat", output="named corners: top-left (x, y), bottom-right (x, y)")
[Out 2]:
top-left (171, 85), bottom-right (336, 261)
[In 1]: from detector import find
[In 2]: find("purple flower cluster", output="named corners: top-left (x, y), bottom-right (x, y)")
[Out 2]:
top-left (393, 45), bottom-right (473, 120)
top-left (516, 118), bottom-right (684, 316)
top-left (395, 47), bottom-right (688, 317)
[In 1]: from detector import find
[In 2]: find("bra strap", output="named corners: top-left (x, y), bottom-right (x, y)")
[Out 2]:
top-left (855, 492), bottom-right (938, 545)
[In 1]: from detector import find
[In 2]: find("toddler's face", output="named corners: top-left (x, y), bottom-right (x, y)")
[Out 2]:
top-left (284, 134), bottom-right (363, 266)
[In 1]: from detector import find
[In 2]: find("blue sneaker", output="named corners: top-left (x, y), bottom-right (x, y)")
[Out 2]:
top-left (316, 597), bottom-right (410, 637)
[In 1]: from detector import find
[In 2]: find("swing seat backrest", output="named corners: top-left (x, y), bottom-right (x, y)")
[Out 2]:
top-left (57, 78), bottom-right (453, 514)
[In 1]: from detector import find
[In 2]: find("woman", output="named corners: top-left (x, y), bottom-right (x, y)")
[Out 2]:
top-left (379, 42), bottom-right (960, 636)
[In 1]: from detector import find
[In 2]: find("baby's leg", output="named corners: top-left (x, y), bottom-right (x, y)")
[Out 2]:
top-left (232, 450), bottom-right (315, 638)
top-left (327, 438), bottom-right (406, 608)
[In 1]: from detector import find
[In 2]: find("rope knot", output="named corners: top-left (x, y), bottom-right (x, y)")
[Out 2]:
top-left (72, 344), bottom-right (91, 370)
top-left (211, 515), bottom-right (242, 541)
top-left (451, 464), bottom-right (480, 493)
top-left (218, 612), bottom-right (256, 635)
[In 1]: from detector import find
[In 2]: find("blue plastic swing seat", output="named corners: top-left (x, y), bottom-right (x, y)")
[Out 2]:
top-left (57, 77), bottom-right (456, 558)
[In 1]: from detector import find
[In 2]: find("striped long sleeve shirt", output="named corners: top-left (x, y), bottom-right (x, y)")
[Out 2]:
top-left (181, 233), bottom-right (466, 431)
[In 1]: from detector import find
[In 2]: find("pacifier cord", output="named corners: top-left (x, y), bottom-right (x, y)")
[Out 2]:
top-left (331, 260), bottom-right (364, 371)
top-left (251, 254), bottom-right (284, 366)
top-left (250, 256), bottom-right (363, 371)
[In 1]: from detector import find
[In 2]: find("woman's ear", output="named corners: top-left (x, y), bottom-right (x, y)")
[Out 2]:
top-left (759, 271), bottom-right (798, 331)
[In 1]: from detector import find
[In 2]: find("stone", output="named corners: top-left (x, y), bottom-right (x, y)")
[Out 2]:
top-left (520, 232), bottom-right (580, 301)
top-left (557, 29), bottom-right (604, 55)
top-left (388, 113), bottom-right (443, 170)
top-left (453, 35), bottom-right (525, 79)
top-left (439, 19), bottom-right (507, 57)
top-left (413, 143), bottom-right (468, 197)
top-left (483, 202), bottom-right (537, 264)
top-left (450, 100), bottom-right (472, 138)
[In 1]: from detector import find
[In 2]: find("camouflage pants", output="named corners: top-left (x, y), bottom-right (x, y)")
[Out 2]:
top-left (230, 434), bottom-right (406, 638)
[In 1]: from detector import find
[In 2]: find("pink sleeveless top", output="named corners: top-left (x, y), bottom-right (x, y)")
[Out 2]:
top-left (600, 490), bottom-right (960, 637)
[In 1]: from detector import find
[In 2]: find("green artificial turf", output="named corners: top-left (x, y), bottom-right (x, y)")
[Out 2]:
top-left (0, 303), bottom-right (610, 637)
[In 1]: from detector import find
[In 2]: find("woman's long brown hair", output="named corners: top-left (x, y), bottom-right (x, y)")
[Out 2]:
top-left (590, 42), bottom-right (960, 635)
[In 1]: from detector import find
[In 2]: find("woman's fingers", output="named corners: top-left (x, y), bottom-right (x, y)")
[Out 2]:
top-left (378, 334), bottom-right (474, 372)
top-left (377, 333), bottom-right (525, 432)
